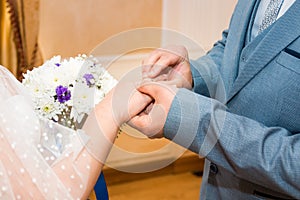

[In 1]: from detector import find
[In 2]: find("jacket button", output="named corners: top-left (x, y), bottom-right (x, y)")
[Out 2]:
top-left (210, 163), bottom-right (218, 175)
top-left (241, 56), bottom-right (246, 62)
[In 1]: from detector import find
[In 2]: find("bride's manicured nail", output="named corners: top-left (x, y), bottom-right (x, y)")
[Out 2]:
top-left (148, 71), bottom-right (155, 77)
top-left (143, 70), bottom-right (154, 78)
top-left (135, 79), bottom-right (150, 87)
top-left (135, 80), bottom-right (143, 88)
top-left (140, 77), bottom-right (151, 82)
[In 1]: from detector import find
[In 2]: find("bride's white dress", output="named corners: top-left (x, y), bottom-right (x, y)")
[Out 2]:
top-left (0, 66), bottom-right (104, 199)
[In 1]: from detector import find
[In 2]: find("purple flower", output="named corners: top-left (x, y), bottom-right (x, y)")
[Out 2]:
top-left (55, 85), bottom-right (71, 103)
top-left (55, 63), bottom-right (61, 67)
top-left (83, 73), bottom-right (95, 87)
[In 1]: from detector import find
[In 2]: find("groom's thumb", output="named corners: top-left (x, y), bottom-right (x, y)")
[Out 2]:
top-left (138, 82), bottom-right (159, 97)
top-left (138, 81), bottom-right (178, 101)
top-left (138, 82), bottom-right (171, 99)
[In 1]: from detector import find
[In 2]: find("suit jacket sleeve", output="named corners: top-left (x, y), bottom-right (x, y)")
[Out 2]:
top-left (164, 88), bottom-right (300, 197)
top-left (190, 29), bottom-right (228, 98)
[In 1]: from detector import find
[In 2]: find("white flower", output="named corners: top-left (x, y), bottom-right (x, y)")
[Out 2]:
top-left (36, 96), bottom-right (62, 122)
top-left (71, 85), bottom-right (94, 122)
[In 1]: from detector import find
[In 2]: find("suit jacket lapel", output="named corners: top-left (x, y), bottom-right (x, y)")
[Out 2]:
top-left (220, 0), bottom-right (256, 98)
top-left (227, 0), bottom-right (300, 102)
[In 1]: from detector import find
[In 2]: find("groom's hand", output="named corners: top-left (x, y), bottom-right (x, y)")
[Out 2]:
top-left (128, 81), bottom-right (178, 138)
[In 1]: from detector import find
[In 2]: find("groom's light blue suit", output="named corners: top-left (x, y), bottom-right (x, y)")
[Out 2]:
top-left (164, 0), bottom-right (300, 199)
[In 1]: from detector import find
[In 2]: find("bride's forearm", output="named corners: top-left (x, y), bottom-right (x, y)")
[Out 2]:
top-left (74, 85), bottom-right (151, 198)
top-left (52, 148), bottom-right (102, 199)
top-left (94, 99), bottom-right (120, 143)
top-left (52, 102), bottom-right (120, 200)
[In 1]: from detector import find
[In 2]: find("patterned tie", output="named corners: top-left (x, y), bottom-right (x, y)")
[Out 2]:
top-left (259, 0), bottom-right (284, 33)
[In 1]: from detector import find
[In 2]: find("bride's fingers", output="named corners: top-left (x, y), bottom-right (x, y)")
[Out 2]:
top-left (156, 79), bottom-right (182, 88)
top-left (142, 51), bottom-right (161, 77)
top-left (143, 53), bottom-right (174, 79)
top-left (127, 90), bottom-right (153, 119)
top-left (101, 82), bottom-right (152, 124)
top-left (144, 102), bottom-right (154, 114)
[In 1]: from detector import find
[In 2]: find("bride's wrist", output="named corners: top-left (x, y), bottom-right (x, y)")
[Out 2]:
top-left (94, 101), bottom-right (125, 133)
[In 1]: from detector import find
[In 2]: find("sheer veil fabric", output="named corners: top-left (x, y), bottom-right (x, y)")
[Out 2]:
top-left (0, 65), bottom-right (103, 199)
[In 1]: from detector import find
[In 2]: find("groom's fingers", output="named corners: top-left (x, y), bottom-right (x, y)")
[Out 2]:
top-left (128, 103), bottom-right (165, 138)
top-left (145, 103), bottom-right (166, 138)
top-left (128, 114), bottom-right (152, 130)
top-left (128, 81), bottom-right (178, 138)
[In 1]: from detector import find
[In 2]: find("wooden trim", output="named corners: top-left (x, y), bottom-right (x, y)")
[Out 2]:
top-left (103, 152), bottom-right (204, 186)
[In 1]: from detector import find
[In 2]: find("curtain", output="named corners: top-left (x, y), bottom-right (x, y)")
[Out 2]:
top-left (0, 0), bottom-right (17, 75)
top-left (0, 0), bottom-right (42, 80)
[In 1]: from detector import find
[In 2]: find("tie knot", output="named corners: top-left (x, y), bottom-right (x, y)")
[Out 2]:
top-left (259, 0), bottom-right (284, 33)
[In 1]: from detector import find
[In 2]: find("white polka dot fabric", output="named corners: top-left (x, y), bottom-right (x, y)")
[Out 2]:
top-left (0, 66), bottom-right (99, 199)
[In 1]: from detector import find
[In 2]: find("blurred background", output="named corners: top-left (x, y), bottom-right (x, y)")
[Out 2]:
top-left (0, 0), bottom-right (237, 199)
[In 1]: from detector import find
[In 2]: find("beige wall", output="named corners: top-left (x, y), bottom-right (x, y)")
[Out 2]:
top-left (39, 0), bottom-right (162, 60)
top-left (162, 0), bottom-right (238, 53)
top-left (38, 0), bottom-right (238, 59)
top-left (37, 1), bottom-right (238, 170)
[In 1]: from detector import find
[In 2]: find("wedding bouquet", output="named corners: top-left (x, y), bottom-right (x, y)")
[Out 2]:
top-left (22, 55), bottom-right (117, 130)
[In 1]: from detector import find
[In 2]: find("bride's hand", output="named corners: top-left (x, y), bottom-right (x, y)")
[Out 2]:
top-left (90, 81), bottom-right (152, 161)
top-left (95, 81), bottom-right (152, 128)
top-left (142, 45), bottom-right (193, 89)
